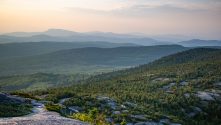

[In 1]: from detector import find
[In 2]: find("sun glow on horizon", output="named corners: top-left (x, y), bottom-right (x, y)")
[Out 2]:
top-left (0, 0), bottom-right (221, 39)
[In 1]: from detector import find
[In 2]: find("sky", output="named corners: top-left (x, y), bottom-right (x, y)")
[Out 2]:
top-left (0, 0), bottom-right (221, 39)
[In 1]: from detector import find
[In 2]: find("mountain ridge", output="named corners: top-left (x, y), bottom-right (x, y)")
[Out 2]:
top-left (179, 39), bottom-right (221, 47)
top-left (0, 41), bottom-right (138, 61)
top-left (0, 45), bottom-right (187, 76)
top-left (0, 29), bottom-right (172, 46)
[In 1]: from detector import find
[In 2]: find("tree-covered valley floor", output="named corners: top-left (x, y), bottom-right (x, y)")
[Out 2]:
top-left (1, 48), bottom-right (221, 125)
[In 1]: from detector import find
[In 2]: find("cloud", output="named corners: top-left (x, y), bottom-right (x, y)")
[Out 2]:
top-left (67, 3), bottom-right (212, 18)
top-left (113, 4), bottom-right (207, 15)
top-left (67, 0), bottom-right (221, 19)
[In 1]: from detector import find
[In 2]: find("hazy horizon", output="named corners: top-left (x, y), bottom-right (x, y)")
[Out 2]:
top-left (0, 0), bottom-right (221, 39)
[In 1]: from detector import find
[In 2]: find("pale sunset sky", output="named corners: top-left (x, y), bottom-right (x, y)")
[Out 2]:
top-left (0, 0), bottom-right (221, 39)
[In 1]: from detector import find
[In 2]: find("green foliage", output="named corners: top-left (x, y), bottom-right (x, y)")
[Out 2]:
top-left (120, 119), bottom-right (127, 125)
top-left (0, 103), bottom-right (32, 117)
top-left (0, 41), bottom-right (137, 61)
top-left (71, 108), bottom-right (108, 125)
top-left (89, 108), bottom-right (99, 119)
top-left (0, 73), bottom-right (89, 91)
top-left (71, 113), bottom-right (92, 122)
top-left (45, 103), bottom-right (62, 113)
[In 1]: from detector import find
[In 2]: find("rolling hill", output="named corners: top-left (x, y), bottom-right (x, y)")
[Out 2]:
top-left (0, 41), bottom-right (137, 61)
top-left (0, 45), bottom-right (187, 76)
top-left (179, 39), bottom-right (221, 47)
top-left (0, 73), bottom-right (89, 91)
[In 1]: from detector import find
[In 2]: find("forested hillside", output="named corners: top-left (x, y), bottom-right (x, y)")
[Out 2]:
top-left (0, 45), bottom-right (187, 76)
top-left (17, 48), bottom-right (221, 125)
top-left (0, 41), bottom-right (137, 60)
top-left (0, 73), bottom-right (89, 91)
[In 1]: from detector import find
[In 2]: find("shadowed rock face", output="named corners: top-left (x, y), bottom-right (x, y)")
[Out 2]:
top-left (0, 93), bottom-right (28, 104)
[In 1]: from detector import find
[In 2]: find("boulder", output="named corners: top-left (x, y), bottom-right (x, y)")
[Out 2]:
top-left (184, 93), bottom-right (190, 98)
top-left (159, 119), bottom-right (170, 124)
top-left (58, 98), bottom-right (70, 105)
top-left (195, 91), bottom-right (215, 101)
top-left (187, 112), bottom-right (197, 118)
top-left (130, 115), bottom-right (147, 120)
top-left (97, 96), bottom-right (111, 101)
top-left (192, 106), bottom-right (202, 112)
top-left (68, 106), bottom-right (82, 113)
top-left (170, 123), bottom-right (182, 125)
top-left (122, 110), bottom-right (129, 113)
top-left (97, 96), bottom-right (117, 109)
top-left (121, 104), bottom-right (126, 109)
top-left (153, 78), bottom-right (170, 82)
top-left (107, 101), bottom-right (117, 110)
top-left (106, 117), bottom-right (114, 123)
top-left (211, 89), bottom-right (221, 94)
top-left (180, 81), bottom-right (188, 86)
top-left (214, 82), bottom-right (221, 88)
top-left (162, 83), bottom-right (176, 90)
top-left (159, 119), bottom-right (182, 125)
top-left (124, 102), bottom-right (137, 108)
top-left (187, 106), bottom-right (202, 118)
top-left (113, 111), bottom-right (121, 115)
top-left (32, 100), bottom-right (44, 108)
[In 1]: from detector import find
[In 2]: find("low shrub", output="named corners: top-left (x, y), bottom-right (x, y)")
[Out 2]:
top-left (45, 103), bottom-right (62, 112)
top-left (70, 108), bottom-right (109, 125)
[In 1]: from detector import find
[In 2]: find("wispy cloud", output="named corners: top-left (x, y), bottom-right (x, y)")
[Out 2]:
top-left (67, 3), bottom-right (217, 17)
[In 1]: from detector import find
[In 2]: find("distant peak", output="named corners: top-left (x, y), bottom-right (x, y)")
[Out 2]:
top-left (46, 28), bottom-right (74, 32)
top-left (44, 29), bottom-right (78, 37)
top-left (190, 39), bottom-right (201, 41)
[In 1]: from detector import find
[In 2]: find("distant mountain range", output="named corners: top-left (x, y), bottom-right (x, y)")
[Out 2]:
top-left (0, 29), bottom-right (171, 46)
top-left (179, 39), bottom-right (221, 47)
top-left (1, 29), bottom-right (221, 47)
